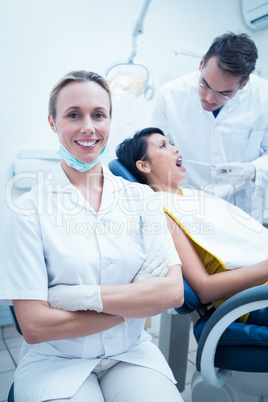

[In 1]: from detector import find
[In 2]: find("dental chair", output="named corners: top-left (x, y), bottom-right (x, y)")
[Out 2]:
top-left (109, 158), bottom-right (268, 402)
top-left (177, 280), bottom-right (268, 402)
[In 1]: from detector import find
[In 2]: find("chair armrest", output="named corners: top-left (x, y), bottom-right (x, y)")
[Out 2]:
top-left (196, 285), bottom-right (268, 389)
top-left (175, 279), bottom-right (209, 314)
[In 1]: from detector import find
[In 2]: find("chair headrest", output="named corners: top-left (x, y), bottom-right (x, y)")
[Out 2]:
top-left (108, 159), bottom-right (138, 183)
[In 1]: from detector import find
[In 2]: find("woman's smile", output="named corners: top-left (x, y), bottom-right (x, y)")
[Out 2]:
top-left (75, 138), bottom-right (100, 149)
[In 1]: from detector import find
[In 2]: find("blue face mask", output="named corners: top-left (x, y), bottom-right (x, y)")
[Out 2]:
top-left (58, 143), bottom-right (109, 172)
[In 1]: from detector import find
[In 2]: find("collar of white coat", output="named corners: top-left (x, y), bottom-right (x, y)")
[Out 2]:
top-left (45, 162), bottom-right (126, 196)
top-left (42, 163), bottom-right (128, 214)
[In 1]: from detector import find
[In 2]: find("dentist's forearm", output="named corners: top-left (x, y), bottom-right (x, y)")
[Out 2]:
top-left (13, 299), bottom-right (124, 344)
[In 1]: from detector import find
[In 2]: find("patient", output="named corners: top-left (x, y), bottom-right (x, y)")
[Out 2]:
top-left (116, 127), bottom-right (268, 325)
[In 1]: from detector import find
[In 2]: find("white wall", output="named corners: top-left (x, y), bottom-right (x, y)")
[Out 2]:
top-left (1, 0), bottom-right (268, 228)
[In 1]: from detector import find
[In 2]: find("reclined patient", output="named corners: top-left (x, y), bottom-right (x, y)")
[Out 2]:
top-left (116, 127), bottom-right (268, 325)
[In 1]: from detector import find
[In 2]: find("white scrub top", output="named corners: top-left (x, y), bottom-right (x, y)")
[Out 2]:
top-left (159, 188), bottom-right (268, 270)
top-left (151, 72), bottom-right (268, 222)
top-left (0, 164), bottom-right (181, 402)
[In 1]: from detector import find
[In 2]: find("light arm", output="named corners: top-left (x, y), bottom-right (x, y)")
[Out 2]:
top-left (47, 254), bottom-right (171, 313)
top-left (100, 265), bottom-right (183, 317)
top-left (13, 299), bottom-right (123, 345)
top-left (48, 264), bottom-right (183, 317)
top-left (166, 213), bottom-right (268, 304)
top-left (14, 264), bottom-right (183, 344)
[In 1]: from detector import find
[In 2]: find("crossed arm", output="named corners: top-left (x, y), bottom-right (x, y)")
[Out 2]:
top-left (165, 213), bottom-right (268, 305)
top-left (13, 265), bottom-right (183, 345)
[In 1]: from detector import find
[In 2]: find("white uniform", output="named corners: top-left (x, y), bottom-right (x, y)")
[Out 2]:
top-left (151, 72), bottom-right (268, 222)
top-left (0, 164), bottom-right (181, 402)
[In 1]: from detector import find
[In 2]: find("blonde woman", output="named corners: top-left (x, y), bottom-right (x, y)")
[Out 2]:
top-left (0, 73), bottom-right (184, 402)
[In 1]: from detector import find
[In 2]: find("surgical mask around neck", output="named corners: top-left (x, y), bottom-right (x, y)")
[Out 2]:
top-left (58, 143), bottom-right (109, 172)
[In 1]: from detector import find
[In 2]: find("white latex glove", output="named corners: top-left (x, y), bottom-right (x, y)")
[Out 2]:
top-left (212, 162), bottom-right (256, 185)
top-left (123, 255), bottom-right (169, 327)
top-left (132, 254), bottom-right (169, 283)
top-left (48, 284), bottom-right (103, 313)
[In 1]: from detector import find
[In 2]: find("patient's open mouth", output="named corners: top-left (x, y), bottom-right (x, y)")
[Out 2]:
top-left (176, 156), bottom-right (182, 167)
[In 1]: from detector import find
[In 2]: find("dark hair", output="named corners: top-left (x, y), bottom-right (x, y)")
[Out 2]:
top-left (116, 127), bottom-right (165, 184)
top-left (49, 70), bottom-right (112, 119)
top-left (203, 32), bottom-right (258, 84)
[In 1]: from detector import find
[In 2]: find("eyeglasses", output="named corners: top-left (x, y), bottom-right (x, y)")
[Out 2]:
top-left (198, 82), bottom-right (231, 103)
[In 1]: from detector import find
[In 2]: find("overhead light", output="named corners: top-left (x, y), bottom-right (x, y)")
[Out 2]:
top-left (106, 0), bottom-right (154, 100)
top-left (106, 62), bottom-right (149, 97)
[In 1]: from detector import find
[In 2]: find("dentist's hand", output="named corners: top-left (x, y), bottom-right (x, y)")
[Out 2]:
top-left (212, 162), bottom-right (256, 185)
top-left (48, 284), bottom-right (103, 312)
top-left (132, 254), bottom-right (169, 283)
top-left (123, 254), bottom-right (169, 327)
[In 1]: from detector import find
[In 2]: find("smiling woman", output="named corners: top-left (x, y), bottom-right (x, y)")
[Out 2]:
top-left (48, 71), bottom-right (111, 171)
top-left (0, 71), bottom-right (184, 401)
top-left (47, 71), bottom-right (113, 210)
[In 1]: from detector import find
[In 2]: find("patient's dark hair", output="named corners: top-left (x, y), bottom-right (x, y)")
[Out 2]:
top-left (116, 127), bottom-right (165, 184)
top-left (203, 32), bottom-right (258, 85)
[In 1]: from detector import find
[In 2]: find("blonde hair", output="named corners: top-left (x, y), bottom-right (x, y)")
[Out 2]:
top-left (48, 70), bottom-right (112, 119)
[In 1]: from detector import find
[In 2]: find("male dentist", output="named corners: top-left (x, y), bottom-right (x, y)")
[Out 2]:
top-left (151, 32), bottom-right (268, 222)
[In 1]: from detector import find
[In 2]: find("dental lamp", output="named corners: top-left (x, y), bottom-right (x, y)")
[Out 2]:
top-left (106, 0), bottom-right (154, 100)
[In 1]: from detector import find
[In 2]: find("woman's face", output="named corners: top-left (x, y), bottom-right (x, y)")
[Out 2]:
top-left (145, 133), bottom-right (187, 190)
top-left (49, 80), bottom-right (111, 164)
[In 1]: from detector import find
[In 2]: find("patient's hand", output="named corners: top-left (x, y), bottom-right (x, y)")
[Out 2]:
top-left (132, 254), bottom-right (169, 283)
top-left (48, 284), bottom-right (103, 312)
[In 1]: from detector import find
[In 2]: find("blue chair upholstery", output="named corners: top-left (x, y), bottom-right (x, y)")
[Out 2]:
top-left (108, 159), bottom-right (138, 182)
top-left (177, 284), bottom-right (268, 365)
top-left (194, 286), bottom-right (268, 372)
top-left (9, 306), bottom-right (22, 336)
top-left (8, 383), bottom-right (14, 402)
top-left (109, 159), bottom-right (268, 402)
top-left (176, 279), bottom-right (209, 314)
